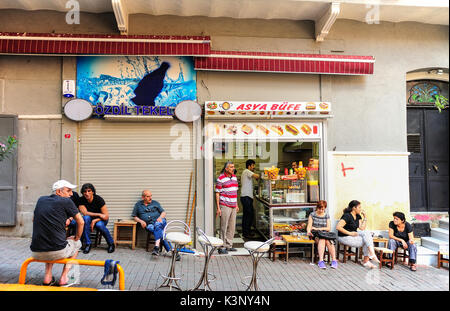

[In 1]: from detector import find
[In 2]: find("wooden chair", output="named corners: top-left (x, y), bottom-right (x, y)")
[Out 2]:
top-left (337, 242), bottom-right (360, 263)
top-left (146, 230), bottom-right (156, 252)
top-left (437, 251), bottom-right (449, 268)
top-left (313, 241), bottom-right (331, 263)
top-left (374, 247), bottom-right (395, 269)
top-left (67, 225), bottom-right (101, 247)
top-left (146, 230), bottom-right (164, 254)
top-left (269, 240), bottom-right (287, 262)
top-left (93, 229), bottom-right (102, 247)
top-left (395, 247), bottom-right (409, 265)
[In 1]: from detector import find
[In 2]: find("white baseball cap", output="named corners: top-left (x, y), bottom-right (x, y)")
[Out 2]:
top-left (52, 180), bottom-right (77, 191)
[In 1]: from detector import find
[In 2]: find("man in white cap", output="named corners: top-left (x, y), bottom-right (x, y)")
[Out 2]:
top-left (30, 180), bottom-right (84, 286)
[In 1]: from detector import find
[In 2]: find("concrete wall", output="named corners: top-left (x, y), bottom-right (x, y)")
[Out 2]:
top-left (0, 9), bottom-right (118, 237)
top-left (0, 10), bottom-right (448, 237)
top-left (0, 56), bottom-right (63, 236)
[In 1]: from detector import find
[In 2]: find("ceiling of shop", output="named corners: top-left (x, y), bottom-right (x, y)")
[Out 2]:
top-left (0, 0), bottom-right (448, 24)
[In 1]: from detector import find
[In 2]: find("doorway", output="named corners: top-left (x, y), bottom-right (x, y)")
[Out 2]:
top-left (407, 80), bottom-right (449, 212)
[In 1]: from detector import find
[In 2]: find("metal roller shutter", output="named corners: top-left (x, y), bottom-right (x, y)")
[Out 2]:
top-left (79, 119), bottom-right (194, 231)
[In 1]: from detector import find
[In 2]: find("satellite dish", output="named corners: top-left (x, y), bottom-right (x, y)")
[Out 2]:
top-left (174, 100), bottom-right (202, 122)
top-left (63, 99), bottom-right (93, 121)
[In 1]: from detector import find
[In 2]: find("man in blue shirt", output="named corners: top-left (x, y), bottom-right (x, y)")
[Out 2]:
top-left (132, 190), bottom-right (178, 260)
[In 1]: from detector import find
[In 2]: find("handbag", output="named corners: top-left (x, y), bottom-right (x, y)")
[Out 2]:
top-left (315, 230), bottom-right (337, 240)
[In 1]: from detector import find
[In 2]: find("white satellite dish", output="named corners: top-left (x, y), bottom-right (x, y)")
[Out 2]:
top-left (174, 100), bottom-right (202, 122)
top-left (63, 99), bottom-right (93, 121)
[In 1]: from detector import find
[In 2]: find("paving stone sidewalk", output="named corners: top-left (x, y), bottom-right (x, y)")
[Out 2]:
top-left (0, 237), bottom-right (448, 291)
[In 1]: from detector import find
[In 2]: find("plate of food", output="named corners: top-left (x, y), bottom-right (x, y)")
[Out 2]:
top-left (206, 102), bottom-right (218, 110)
top-left (220, 101), bottom-right (231, 110)
top-left (226, 125), bottom-right (238, 135)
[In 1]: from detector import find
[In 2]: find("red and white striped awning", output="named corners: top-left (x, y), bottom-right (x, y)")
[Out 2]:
top-left (0, 32), bottom-right (211, 56)
top-left (0, 32), bottom-right (375, 75)
top-left (195, 50), bottom-right (375, 75)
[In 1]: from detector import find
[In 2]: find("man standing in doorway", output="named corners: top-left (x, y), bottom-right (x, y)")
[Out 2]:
top-left (216, 161), bottom-right (239, 254)
top-left (240, 160), bottom-right (260, 239)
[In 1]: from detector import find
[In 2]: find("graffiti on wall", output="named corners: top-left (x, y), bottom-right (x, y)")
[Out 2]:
top-left (331, 153), bottom-right (410, 231)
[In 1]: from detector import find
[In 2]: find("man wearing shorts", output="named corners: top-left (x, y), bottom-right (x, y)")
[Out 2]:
top-left (30, 180), bottom-right (84, 286)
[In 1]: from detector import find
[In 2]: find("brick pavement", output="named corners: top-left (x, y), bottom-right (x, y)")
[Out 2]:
top-left (0, 237), bottom-right (448, 291)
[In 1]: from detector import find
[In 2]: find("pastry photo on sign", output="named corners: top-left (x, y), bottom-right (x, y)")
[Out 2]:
top-left (270, 125), bottom-right (284, 136)
top-left (256, 125), bottom-right (270, 136)
top-left (241, 124), bottom-right (254, 135)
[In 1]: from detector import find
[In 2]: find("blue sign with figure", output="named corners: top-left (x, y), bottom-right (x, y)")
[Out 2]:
top-left (76, 56), bottom-right (196, 115)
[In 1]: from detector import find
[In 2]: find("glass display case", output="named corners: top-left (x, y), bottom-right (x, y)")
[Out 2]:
top-left (254, 198), bottom-right (314, 240)
top-left (259, 178), bottom-right (308, 204)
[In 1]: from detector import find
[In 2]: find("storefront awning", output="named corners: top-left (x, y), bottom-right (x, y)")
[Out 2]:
top-left (195, 50), bottom-right (375, 75)
top-left (0, 32), bottom-right (211, 56)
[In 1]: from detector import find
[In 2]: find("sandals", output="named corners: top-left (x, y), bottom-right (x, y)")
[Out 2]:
top-left (410, 264), bottom-right (417, 272)
top-left (363, 261), bottom-right (376, 269)
top-left (42, 276), bottom-right (56, 286)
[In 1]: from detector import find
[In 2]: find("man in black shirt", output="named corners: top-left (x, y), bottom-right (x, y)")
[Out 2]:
top-left (78, 183), bottom-right (115, 254)
top-left (67, 191), bottom-right (81, 236)
top-left (30, 180), bottom-right (84, 286)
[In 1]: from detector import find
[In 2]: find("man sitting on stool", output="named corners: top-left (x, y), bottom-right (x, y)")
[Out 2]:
top-left (78, 183), bottom-right (115, 254)
top-left (132, 190), bottom-right (180, 261)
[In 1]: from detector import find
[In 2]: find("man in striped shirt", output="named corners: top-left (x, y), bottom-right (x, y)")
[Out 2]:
top-left (215, 161), bottom-right (239, 254)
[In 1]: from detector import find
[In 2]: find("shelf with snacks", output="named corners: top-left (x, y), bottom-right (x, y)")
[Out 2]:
top-left (255, 197), bottom-right (314, 240)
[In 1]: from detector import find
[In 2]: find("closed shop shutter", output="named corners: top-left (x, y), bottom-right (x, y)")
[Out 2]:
top-left (79, 119), bottom-right (193, 233)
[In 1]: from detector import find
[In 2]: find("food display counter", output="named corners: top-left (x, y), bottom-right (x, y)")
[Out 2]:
top-left (255, 174), bottom-right (316, 240)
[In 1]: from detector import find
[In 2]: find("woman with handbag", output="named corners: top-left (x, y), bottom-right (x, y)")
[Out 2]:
top-left (307, 200), bottom-right (338, 269)
top-left (336, 200), bottom-right (380, 269)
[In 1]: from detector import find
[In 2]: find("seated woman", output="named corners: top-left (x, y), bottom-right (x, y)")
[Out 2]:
top-left (307, 200), bottom-right (338, 269)
top-left (336, 200), bottom-right (379, 269)
top-left (388, 212), bottom-right (418, 271)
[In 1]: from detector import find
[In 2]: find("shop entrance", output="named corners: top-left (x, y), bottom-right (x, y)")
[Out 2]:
top-left (212, 139), bottom-right (321, 245)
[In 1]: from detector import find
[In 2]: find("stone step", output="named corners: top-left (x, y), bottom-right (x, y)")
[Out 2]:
top-left (416, 246), bottom-right (438, 266)
top-left (431, 227), bottom-right (449, 241)
top-left (439, 218), bottom-right (449, 230)
top-left (421, 236), bottom-right (449, 252)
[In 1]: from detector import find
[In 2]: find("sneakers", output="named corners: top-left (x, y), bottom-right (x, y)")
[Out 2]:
top-left (331, 260), bottom-right (338, 269)
top-left (152, 246), bottom-right (159, 256)
top-left (226, 247), bottom-right (237, 252)
top-left (175, 253), bottom-right (181, 261)
top-left (218, 248), bottom-right (228, 254)
top-left (318, 261), bottom-right (327, 269)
